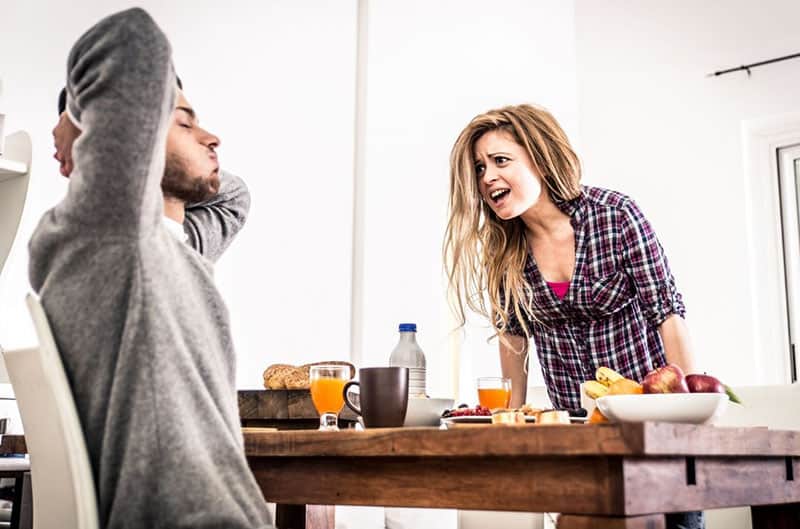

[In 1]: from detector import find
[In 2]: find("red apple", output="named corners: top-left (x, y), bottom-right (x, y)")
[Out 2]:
top-left (685, 374), bottom-right (725, 394)
top-left (642, 364), bottom-right (690, 394)
top-left (686, 374), bottom-right (743, 404)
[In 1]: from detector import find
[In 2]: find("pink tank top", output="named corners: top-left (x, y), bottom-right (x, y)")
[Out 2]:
top-left (546, 281), bottom-right (570, 300)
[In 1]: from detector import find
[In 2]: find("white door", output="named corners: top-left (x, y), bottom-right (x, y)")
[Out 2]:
top-left (776, 144), bottom-right (800, 383)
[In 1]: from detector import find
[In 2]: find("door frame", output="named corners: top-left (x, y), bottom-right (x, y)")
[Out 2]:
top-left (742, 113), bottom-right (800, 384)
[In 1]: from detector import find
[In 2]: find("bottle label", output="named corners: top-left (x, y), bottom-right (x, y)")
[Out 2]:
top-left (408, 367), bottom-right (426, 397)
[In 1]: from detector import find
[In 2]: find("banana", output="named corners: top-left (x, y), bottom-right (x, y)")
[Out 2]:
top-left (583, 380), bottom-right (609, 399)
top-left (596, 366), bottom-right (624, 387)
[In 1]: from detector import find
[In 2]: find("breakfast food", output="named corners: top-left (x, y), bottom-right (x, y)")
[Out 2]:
top-left (536, 410), bottom-right (571, 425)
top-left (608, 378), bottom-right (643, 395)
top-left (519, 404), bottom-right (543, 416)
top-left (582, 366), bottom-right (640, 423)
top-left (441, 405), bottom-right (491, 418)
top-left (583, 380), bottom-right (609, 399)
top-left (491, 409), bottom-right (526, 425)
top-left (642, 364), bottom-right (690, 394)
top-left (581, 365), bottom-right (742, 425)
top-left (263, 364), bottom-right (306, 389)
top-left (588, 407), bottom-right (608, 424)
top-left (595, 366), bottom-right (625, 386)
top-left (262, 361), bottom-right (355, 390)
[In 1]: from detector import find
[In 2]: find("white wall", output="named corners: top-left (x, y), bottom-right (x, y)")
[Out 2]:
top-left (0, 0), bottom-right (358, 388)
top-left (357, 0), bottom-right (579, 403)
top-left (574, 0), bottom-right (800, 385)
top-left (3, 0), bottom-right (799, 396)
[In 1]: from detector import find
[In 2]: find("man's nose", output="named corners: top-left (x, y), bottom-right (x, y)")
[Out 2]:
top-left (199, 128), bottom-right (220, 150)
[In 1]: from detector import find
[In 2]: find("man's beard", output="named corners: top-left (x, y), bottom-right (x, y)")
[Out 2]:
top-left (161, 153), bottom-right (219, 204)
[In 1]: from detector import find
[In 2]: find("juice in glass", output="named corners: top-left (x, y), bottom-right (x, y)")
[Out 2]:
top-left (477, 377), bottom-right (512, 409)
top-left (311, 377), bottom-right (347, 414)
top-left (309, 364), bottom-right (352, 431)
top-left (478, 387), bottom-right (511, 409)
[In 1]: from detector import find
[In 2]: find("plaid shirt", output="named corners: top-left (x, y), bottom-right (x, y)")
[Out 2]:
top-left (504, 186), bottom-right (685, 409)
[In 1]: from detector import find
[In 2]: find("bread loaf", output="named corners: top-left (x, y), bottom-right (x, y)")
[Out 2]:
top-left (263, 361), bottom-right (355, 390)
top-left (263, 364), bottom-right (308, 390)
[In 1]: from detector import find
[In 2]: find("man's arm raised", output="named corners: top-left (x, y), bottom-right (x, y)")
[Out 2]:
top-left (60, 8), bottom-right (175, 237)
top-left (183, 171), bottom-right (251, 261)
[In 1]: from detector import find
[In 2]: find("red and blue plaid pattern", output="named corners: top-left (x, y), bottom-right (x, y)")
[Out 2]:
top-left (504, 186), bottom-right (685, 409)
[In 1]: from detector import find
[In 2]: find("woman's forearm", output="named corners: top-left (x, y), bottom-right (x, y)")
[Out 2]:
top-left (658, 314), bottom-right (696, 373)
top-left (499, 335), bottom-right (529, 407)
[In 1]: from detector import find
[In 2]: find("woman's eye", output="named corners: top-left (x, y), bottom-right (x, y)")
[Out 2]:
top-left (494, 156), bottom-right (509, 165)
top-left (475, 164), bottom-right (485, 176)
top-left (179, 123), bottom-right (192, 129)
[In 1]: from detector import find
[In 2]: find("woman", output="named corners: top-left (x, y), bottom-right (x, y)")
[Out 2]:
top-left (443, 103), bottom-right (701, 529)
top-left (444, 103), bottom-right (696, 409)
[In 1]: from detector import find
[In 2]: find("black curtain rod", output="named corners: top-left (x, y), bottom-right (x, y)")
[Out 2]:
top-left (707, 52), bottom-right (800, 78)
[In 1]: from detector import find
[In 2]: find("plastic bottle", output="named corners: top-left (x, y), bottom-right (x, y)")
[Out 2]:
top-left (389, 323), bottom-right (427, 397)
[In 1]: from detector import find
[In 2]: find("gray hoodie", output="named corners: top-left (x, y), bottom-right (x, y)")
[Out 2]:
top-left (28, 8), bottom-right (272, 529)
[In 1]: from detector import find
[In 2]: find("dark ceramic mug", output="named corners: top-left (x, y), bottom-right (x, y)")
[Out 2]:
top-left (343, 367), bottom-right (409, 428)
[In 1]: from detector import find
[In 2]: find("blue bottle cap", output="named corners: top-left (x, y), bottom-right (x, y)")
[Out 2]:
top-left (398, 323), bottom-right (417, 332)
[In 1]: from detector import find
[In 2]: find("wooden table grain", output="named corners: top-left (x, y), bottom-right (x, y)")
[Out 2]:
top-left (244, 422), bottom-right (800, 529)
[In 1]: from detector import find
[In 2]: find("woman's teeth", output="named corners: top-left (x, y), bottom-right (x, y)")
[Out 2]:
top-left (490, 189), bottom-right (510, 202)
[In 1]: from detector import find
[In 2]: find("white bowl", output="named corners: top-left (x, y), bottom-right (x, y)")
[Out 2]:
top-left (595, 393), bottom-right (729, 424)
top-left (404, 397), bottom-right (454, 427)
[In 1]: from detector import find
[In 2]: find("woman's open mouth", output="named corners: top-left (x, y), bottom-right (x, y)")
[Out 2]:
top-left (490, 188), bottom-right (511, 204)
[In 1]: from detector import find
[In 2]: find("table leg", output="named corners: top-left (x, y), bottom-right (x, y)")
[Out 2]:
top-left (557, 514), bottom-right (665, 529)
top-left (275, 504), bottom-right (334, 529)
top-left (751, 503), bottom-right (800, 529)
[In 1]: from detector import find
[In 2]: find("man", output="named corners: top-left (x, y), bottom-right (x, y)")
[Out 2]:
top-left (30, 8), bottom-right (272, 528)
top-left (53, 82), bottom-right (249, 261)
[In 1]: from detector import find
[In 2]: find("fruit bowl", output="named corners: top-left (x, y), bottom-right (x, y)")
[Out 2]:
top-left (595, 393), bottom-right (729, 424)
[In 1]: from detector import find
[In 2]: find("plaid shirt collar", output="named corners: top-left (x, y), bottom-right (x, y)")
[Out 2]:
top-left (551, 187), bottom-right (587, 222)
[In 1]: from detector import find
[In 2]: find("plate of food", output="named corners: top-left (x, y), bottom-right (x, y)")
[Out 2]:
top-left (440, 415), bottom-right (540, 427)
top-left (440, 404), bottom-right (545, 427)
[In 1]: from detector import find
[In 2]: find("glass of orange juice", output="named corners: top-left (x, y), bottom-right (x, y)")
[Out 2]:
top-left (310, 365), bottom-right (352, 431)
top-left (477, 377), bottom-right (512, 409)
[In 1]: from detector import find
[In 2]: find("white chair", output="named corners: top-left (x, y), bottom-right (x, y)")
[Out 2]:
top-left (1, 294), bottom-right (99, 529)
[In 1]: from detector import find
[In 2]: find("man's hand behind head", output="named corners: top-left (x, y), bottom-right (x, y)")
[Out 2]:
top-left (53, 112), bottom-right (81, 178)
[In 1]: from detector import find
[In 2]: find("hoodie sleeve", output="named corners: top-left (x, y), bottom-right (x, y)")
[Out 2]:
top-left (60, 8), bottom-right (175, 238)
top-left (183, 170), bottom-right (251, 262)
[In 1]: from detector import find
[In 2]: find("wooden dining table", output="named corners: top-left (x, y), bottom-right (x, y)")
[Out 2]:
top-left (244, 422), bottom-right (800, 529)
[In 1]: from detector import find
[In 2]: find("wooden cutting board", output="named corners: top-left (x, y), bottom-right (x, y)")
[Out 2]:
top-left (238, 390), bottom-right (358, 430)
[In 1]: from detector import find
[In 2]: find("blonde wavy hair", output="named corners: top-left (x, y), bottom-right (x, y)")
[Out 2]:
top-left (443, 104), bottom-right (582, 349)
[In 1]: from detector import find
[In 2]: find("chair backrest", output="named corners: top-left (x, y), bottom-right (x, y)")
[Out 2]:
top-left (1, 294), bottom-right (98, 529)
